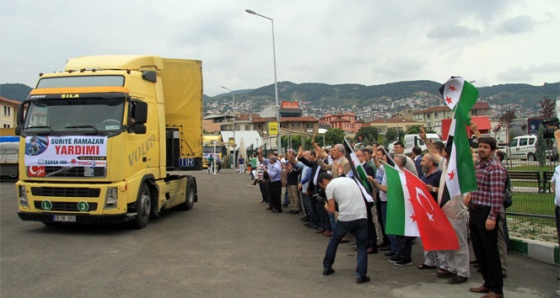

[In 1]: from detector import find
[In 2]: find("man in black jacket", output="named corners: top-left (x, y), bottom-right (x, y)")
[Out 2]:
top-left (298, 146), bottom-right (331, 236)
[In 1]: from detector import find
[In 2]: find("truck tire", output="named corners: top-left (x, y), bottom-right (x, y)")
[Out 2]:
top-left (131, 183), bottom-right (151, 229)
top-left (527, 153), bottom-right (536, 161)
top-left (179, 180), bottom-right (195, 211)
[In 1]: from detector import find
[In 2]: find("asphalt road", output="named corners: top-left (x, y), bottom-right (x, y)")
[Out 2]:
top-left (0, 170), bottom-right (558, 297)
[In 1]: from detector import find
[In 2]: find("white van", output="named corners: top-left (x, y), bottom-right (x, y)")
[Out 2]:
top-left (403, 134), bottom-right (441, 154)
top-left (503, 135), bottom-right (537, 160)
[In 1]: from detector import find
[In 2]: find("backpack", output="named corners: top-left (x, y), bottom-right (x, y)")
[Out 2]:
top-left (503, 172), bottom-right (513, 208)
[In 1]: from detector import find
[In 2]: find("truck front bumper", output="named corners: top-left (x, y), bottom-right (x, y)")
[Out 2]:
top-left (17, 212), bottom-right (132, 224)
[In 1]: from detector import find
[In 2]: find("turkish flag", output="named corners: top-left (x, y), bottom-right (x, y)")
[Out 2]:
top-left (28, 166), bottom-right (46, 177)
top-left (404, 170), bottom-right (459, 251)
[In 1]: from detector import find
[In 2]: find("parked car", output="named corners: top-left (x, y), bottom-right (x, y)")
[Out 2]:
top-left (403, 134), bottom-right (441, 154)
top-left (502, 135), bottom-right (537, 161)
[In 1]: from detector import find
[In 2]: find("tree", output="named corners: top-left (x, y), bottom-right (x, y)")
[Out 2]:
top-left (539, 97), bottom-right (556, 119)
top-left (324, 128), bottom-right (345, 146)
top-left (385, 127), bottom-right (404, 144)
top-left (282, 135), bottom-right (301, 150)
top-left (377, 134), bottom-right (384, 146)
top-left (499, 110), bottom-right (516, 144)
top-left (536, 125), bottom-right (548, 166)
top-left (355, 126), bottom-right (379, 145)
top-left (405, 125), bottom-right (422, 135)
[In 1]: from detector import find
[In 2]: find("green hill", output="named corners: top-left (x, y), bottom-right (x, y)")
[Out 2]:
top-left (0, 83), bottom-right (32, 102)
top-left (207, 80), bottom-right (559, 111)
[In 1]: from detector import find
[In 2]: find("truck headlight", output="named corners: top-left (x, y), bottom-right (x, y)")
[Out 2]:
top-left (18, 185), bottom-right (28, 207)
top-left (105, 187), bottom-right (118, 209)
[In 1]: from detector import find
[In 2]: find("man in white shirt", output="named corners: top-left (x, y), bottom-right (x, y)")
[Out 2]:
top-left (318, 172), bottom-right (369, 284)
top-left (553, 130), bottom-right (560, 297)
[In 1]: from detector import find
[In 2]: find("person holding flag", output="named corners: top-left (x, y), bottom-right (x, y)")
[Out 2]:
top-left (420, 128), bottom-right (469, 283)
top-left (464, 136), bottom-right (507, 297)
top-left (316, 143), bottom-right (352, 242)
top-left (355, 148), bottom-right (379, 254)
top-left (416, 152), bottom-right (445, 272)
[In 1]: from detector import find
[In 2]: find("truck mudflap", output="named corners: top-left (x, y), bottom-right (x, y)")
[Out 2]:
top-left (17, 212), bottom-right (133, 224)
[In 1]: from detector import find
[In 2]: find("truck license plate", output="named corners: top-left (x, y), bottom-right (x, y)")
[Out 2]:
top-left (53, 215), bottom-right (76, 222)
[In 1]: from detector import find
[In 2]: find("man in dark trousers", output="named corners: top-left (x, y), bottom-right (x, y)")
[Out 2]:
top-left (319, 172), bottom-right (369, 284)
top-left (356, 148), bottom-right (378, 254)
top-left (464, 137), bottom-right (507, 298)
top-left (297, 146), bottom-right (330, 236)
top-left (258, 148), bottom-right (283, 213)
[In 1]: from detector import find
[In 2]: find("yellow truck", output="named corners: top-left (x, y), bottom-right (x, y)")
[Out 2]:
top-left (202, 134), bottom-right (223, 169)
top-left (15, 55), bottom-right (202, 228)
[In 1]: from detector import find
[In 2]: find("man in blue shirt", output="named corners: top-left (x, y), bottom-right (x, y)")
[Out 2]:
top-left (258, 147), bottom-right (283, 213)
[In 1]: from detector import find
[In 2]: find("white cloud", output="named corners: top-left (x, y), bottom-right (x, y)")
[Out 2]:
top-left (0, 0), bottom-right (558, 97)
top-left (497, 15), bottom-right (535, 34)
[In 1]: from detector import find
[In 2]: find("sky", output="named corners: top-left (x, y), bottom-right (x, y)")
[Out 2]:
top-left (1, 0), bottom-right (558, 97)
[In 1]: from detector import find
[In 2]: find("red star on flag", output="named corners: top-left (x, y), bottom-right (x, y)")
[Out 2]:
top-left (448, 85), bottom-right (457, 92)
top-left (446, 97), bottom-right (453, 104)
top-left (447, 170), bottom-right (455, 180)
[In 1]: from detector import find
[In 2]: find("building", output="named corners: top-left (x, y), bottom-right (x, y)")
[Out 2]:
top-left (217, 101), bottom-right (320, 150)
top-left (367, 118), bottom-right (426, 135)
top-left (0, 97), bottom-right (20, 128)
top-left (202, 114), bottom-right (234, 133)
top-left (319, 112), bottom-right (365, 133)
top-left (471, 101), bottom-right (492, 117)
top-left (413, 106), bottom-right (454, 135)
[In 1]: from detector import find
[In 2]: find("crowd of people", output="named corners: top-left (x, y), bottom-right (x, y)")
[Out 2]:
top-left (251, 125), bottom-right (560, 297)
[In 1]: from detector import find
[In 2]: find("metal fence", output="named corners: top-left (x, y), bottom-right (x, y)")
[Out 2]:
top-left (502, 157), bottom-right (558, 244)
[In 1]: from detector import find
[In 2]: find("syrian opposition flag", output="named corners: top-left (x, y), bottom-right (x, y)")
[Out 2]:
top-left (439, 77), bottom-right (478, 206)
top-left (440, 77), bottom-right (465, 110)
top-left (385, 164), bottom-right (459, 250)
top-left (385, 164), bottom-right (420, 237)
top-left (343, 138), bottom-right (373, 203)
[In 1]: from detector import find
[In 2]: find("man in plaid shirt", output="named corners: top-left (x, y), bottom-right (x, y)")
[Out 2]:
top-left (464, 136), bottom-right (507, 298)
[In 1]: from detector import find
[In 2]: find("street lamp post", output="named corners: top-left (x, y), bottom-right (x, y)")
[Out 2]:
top-left (221, 86), bottom-right (236, 168)
top-left (245, 9), bottom-right (281, 154)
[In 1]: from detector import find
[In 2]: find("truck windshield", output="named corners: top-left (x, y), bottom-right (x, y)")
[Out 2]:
top-left (24, 98), bottom-right (125, 134)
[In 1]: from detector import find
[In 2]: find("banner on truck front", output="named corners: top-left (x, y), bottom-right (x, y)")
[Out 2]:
top-left (24, 136), bottom-right (108, 167)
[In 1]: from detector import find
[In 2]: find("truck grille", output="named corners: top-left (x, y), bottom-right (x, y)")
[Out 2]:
top-left (44, 166), bottom-right (106, 177)
top-left (31, 187), bottom-right (101, 197)
top-left (33, 201), bottom-right (98, 212)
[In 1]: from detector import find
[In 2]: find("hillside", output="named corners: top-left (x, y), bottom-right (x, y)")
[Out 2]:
top-left (2, 81), bottom-right (558, 113)
top-left (0, 83), bottom-right (32, 102)
top-left (207, 80), bottom-right (559, 112)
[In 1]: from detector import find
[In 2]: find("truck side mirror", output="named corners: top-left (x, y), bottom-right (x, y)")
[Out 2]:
top-left (15, 103), bottom-right (26, 135)
top-left (133, 125), bottom-right (147, 134)
top-left (132, 101), bottom-right (148, 124)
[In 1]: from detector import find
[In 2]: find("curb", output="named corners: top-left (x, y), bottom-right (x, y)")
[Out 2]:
top-left (509, 237), bottom-right (559, 265)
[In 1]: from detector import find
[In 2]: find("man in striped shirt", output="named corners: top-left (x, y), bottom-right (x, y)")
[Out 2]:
top-left (464, 137), bottom-right (507, 298)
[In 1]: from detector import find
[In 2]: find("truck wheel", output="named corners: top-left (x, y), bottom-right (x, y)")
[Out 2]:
top-left (179, 181), bottom-right (195, 211)
top-left (131, 183), bottom-right (151, 229)
top-left (527, 153), bottom-right (536, 161)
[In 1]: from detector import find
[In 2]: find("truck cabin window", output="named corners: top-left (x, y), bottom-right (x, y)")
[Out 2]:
top-left (24, 98), bottom-right (125, 133)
